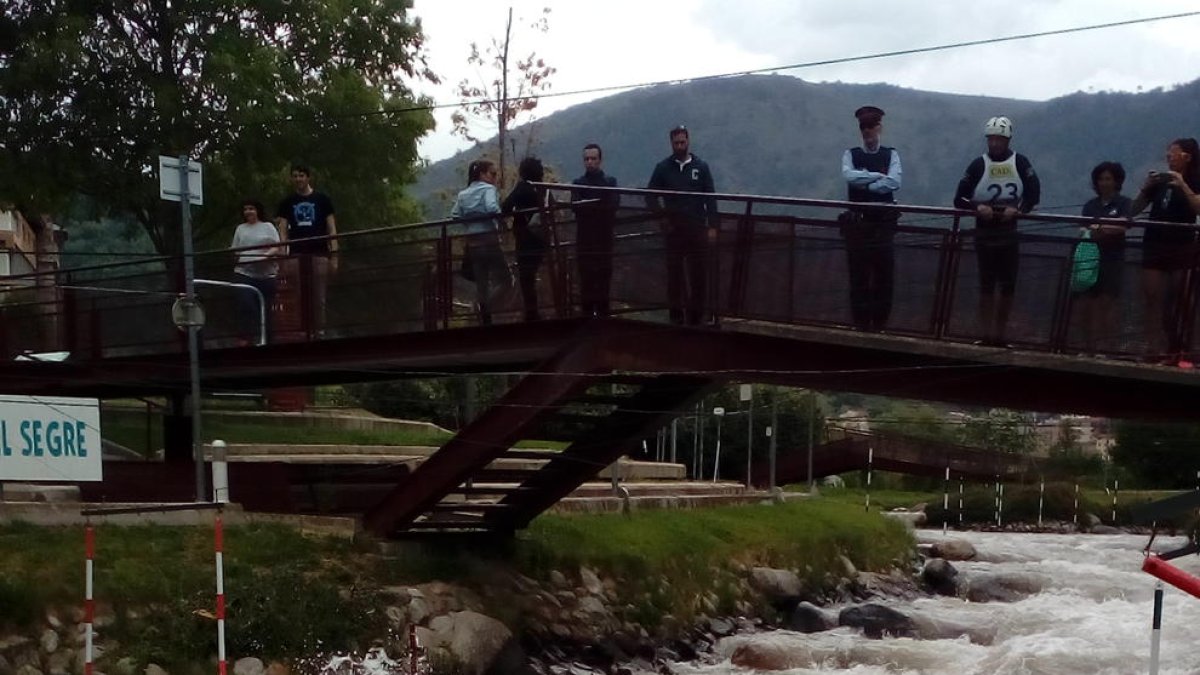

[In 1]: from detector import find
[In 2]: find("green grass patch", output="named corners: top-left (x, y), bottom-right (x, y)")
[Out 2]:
top-left (1, 500), bottom-right (912, 667)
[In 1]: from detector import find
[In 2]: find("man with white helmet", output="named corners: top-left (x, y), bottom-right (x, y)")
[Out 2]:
top-left (954, 116), bottom-right (1041, 347)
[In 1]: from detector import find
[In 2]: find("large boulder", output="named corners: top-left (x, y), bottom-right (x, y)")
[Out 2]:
top-left (921, 558), bottom-right (960, 596)
top-left (837, 604), bottom-right (915, 639)
top-left (730, 642), bottom-right (800, 670)
top-left (786, 602), bottom-right (836, 633)
top-left (928, 539), bottom-right (977, 561)
top-left (424, 611), bottom-right (513, 675)
top-left (1091, 525), bottom-right (1121, 535)
top-left (232, 658), bottom-right (265, 675)
top-left (963, 573), bottom-right (1046, 603)
top-left (748, 568), bottom-right (803, 604)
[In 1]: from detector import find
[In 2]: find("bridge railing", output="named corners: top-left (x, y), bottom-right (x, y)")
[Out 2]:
top-left (0, 186), bottom-right (1195, 362)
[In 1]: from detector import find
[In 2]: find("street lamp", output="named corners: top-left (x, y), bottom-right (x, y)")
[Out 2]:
top-left (712, 407), bottom-right (725, 482)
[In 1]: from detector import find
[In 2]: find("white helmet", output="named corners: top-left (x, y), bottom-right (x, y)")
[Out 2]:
top-left (984, 116), bottom-right (1013, 138)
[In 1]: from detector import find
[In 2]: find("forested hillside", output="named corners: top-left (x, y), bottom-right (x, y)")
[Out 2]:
top-left (416, 75), bottom-right (1200, 216)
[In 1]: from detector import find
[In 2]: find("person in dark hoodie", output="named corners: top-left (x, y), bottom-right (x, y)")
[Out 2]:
top-left (646, 125), bottom-right (719, 325)
top-left (953, 115), bottom-right (1041, 347)
top-left (571, 143), bottom-right (619, 316)
top-left (503, 156), bottom-right (547, 321)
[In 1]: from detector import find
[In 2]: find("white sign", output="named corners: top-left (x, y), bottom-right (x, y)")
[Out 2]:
top-left (158, 156), bottom-right (203, 205)
top-left (0, 396), bottom-right (102, 482)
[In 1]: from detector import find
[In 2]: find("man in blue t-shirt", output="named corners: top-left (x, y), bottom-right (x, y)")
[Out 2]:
top-left (275, 164), bottom-right (338, 335)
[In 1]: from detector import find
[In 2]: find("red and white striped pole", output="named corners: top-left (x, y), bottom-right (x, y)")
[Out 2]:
top-left (84, 524), bottom-right (95, 675)
top-left (408, 623), bottom-right (420, 674)
top-left (215, 513), bottom-right (227, 675)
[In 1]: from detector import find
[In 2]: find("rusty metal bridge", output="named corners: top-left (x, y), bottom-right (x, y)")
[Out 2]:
top-left (2, 186), bottom-right (1199, 536)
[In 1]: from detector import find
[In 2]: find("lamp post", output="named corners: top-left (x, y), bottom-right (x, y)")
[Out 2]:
top-left (741, 385), bottom-right (753, 488)
top-left (712, 407), bottom-right (725, 482)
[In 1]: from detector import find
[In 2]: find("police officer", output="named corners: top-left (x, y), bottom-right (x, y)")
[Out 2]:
top-left (841, 105), bottom-right (902, 331)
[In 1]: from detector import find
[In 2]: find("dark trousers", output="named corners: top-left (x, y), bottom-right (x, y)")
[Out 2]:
top-left (666, 225), bottom-right (709, 325)
top-left (844, 229), bottom-right (895, 331)
top-left (515, 233), bottom-right (546, 321)
top-left (233, 273), bottom-right (276, 344)
top-left (577, 225), bottom-right (614, 316)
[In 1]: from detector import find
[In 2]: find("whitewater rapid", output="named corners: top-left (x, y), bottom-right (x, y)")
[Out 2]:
top-left (675, 531), bottom-right (1200, 674)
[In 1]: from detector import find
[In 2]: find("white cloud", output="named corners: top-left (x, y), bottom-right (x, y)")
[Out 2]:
top-left (410, 1), bottom-right (1200, 161)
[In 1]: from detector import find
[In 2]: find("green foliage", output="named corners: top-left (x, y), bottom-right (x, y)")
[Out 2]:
top-left (693, 385), bottom-right (824, 482)
top-left (1110, 421), bottom-right (1200, 489)
top-left (0, 574), bottom-right (39, 629)
top-left (959, 409), bottom-right (1036, 455)
top-left (0, 0), bottom-right (436, 253)
top-left (517, 500), bottom-right (913, 623)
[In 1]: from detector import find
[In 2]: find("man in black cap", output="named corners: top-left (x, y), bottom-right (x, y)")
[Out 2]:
top-left (840, 105), bottom-right (902, 331)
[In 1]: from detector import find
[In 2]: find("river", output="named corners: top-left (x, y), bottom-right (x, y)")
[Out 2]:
top-left (673, 531), bottom-right (1200, 674)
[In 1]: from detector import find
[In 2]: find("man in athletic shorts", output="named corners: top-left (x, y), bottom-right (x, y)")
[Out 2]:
top-left (953, 116), bottom-right (1041, 347)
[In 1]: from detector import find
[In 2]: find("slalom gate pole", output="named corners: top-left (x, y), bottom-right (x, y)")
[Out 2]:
top-left (942, 466), bottom-right (950, 536)
top-left (409, 624), bottom-right (420, 674)
top-left (1142, 555), bottom-right (1200, 600)
top-left (84, 524), bottom-right (95, 675)
top-left (1038, 480), bottom-right (1044, 528)
top-left (1073, 484), bottom-right (1079, 527)
top-left (998, 482), bottom-right (1004, 528)
top-left (865, 445), bottom-right (874, 512)
top-left (958, 478), bottom-right (964, 528)
top-left (1113, 479), bottom-right (1119, 524)
top-left (1149, 581), bottom-right (1163, 675)
top-left (215, 513), bottom-right (227, 675)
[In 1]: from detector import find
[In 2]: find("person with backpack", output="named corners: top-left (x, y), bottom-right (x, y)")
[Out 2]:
top-left (1073, 161), bottom-right (1132, 355)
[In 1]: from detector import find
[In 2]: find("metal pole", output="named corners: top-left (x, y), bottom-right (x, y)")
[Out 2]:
top-left (83, 524), bottom-right (95, 675)
top-left (807, 391), bottom-right (816, 494)
top-left (993, 475), bottom-right (1000, 527)
top-left (1073, 483), bottom-right (1079, 527)
top-left (698, 409), bottom-right (705, 480)
top-left (768, 397), bottom-right (778, 491)
top-left (180, 156), bottom-right (205, 502)
top-left (1038, 479), bottom-right (1045, 528)
top-left (215, 512), bottom-right (227, 675)
top-left (1113, 479), bottom-right (1119, 524)
top-left (712, 414), bottom-right (722, 482)
top-left (745, 400), bottom-right (754, 489)
top-left (943, 466), bottom-right (950, 536)
top-left (211, 440), bottom-right (229, 504)
top-left (865, 445), bottom-right (873, 512)
top-left (670, 419), bottom-right (678, 464)
top-left (993, 480), bottom-right (1003, 528)
top-left (1149, 581), bottom-right (1164, 675)
top-left (958, 477), bottom-right (964, 528)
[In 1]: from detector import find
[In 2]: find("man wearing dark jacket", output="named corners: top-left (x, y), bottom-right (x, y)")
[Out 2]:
top-left (646, 125), bottom-right (719, 325)
top-left (953, 116), bottom-right (1041, 347)
top-left (572, 143), bottom-right (619, 316)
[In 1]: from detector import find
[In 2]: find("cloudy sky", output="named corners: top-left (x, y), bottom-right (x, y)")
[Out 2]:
top-left (410, 1), bottom-right (1200, 162)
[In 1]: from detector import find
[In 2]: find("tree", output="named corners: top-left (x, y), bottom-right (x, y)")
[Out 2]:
top-left (959, 409), bottom-right (1036, 454)
top-left (1110, 421), bottom-right (1200, 488)
top-left (450, 6), bottom-right (555, 189)
top-left (0, 0), bottom-right (438, 254)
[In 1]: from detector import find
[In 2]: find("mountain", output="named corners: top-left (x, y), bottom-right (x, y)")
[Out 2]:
top-left (414, 74), bottom-right (1200, 217)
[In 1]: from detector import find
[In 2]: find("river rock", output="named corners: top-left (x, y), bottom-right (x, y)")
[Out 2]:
top-left (39, 629), bottom-right (59, 655)
top-left (46, 651), bottom-right (71, 675)
top-left (730, 642), bottom-right (798, 670)
top-left (549, 570), bottom-right (569, 588)
top-left (579, 567), bottom-right (604, 596)
top-left (748, 567), bottom-right (803, 603)
top-left (909, 613), bottom-right (995, 645)
top-left (786, 601), bottom-right (836, 633)
top-left (1091, 525), bottom-right (1121, 535)
top-left (838, 603), bottom-right (915, 639)
top-left (929, 539), bottom-right (977, 561)
top-left (963, 572), bottom-right (1046, 603)
top-left (426, 611), bottom-right (513, 675)
top-left (406, 597), bottom-right (431, 625)
top-left (16, 664), bottom-right (44, 675)
top-left (922, 558), bottom-right (960, 596)
top-left (708, 618), bottom-right (736, 637)
top-left (145, 665), bottom-right (169, 675)
top-left (233, 657), bottom-right (265, 675)
top-left (838, 554), bottom-right (858, 577)
top-left (1084, 513), bottom-right (1102, 527)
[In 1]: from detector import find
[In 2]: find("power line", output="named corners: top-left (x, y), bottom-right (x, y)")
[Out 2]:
top-left (267, 11), bottom-right (1200, 126)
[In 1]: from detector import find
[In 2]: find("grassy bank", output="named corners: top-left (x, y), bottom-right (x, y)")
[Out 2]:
top-left (0, 500), bottom-right (911, 669)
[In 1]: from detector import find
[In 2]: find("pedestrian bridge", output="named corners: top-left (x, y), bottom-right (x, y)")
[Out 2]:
top-left (2, 186), bottom-right (1198, 536)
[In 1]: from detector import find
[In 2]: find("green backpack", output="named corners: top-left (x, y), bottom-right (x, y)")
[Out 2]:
top-left (1070, 230), bottom-right (1100, 293)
